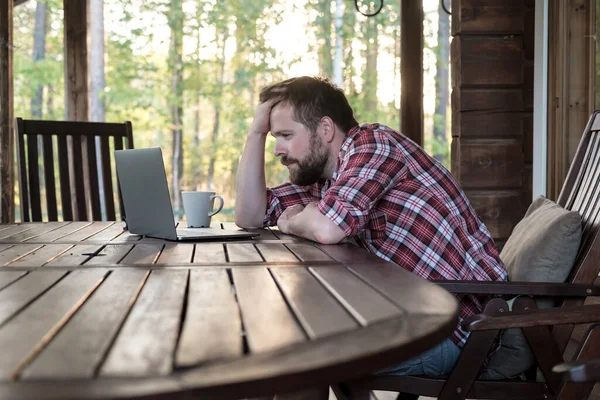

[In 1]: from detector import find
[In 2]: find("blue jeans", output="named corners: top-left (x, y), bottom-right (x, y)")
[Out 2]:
top-left (376, 338), bottom-right (461, 377)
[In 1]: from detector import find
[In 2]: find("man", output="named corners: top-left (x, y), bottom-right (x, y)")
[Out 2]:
top-left (235, 76), bottom-right (507, 395)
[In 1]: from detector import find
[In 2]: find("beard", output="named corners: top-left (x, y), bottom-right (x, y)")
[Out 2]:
top-left (282, 134), bottom-right (329, 186)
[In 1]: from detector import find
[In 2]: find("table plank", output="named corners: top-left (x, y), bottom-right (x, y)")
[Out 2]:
top-left (6, 244), bottom-right (73, 268)
top-left (26, 222), bottom-right (92, 243)
top-left (256, 243), bottom-right (299, 263)
top-left (226, 244), bottom-right (263, 263)
top-left (120, 244), bottom-right (163, 265)
top-left (0, 225), bottom-right (38, 240)
top-left (232, 268), bottom-right (306, 353)
top-left (0, 270), bottom-right (67, 326)
top-left (286, 243), bottom-right (334, 262)
top-left (176, 269), bottom-right (243, 367)
top-left (0, 222), bottom-right (67, 243)
top-left (21, 270), bottom-right (149, 379)
top-left (156, 243), bottom-right (194, 264)
top-left (271, 267), bottom-right (358, 339)
top-left (0, 269), bottom-right (107, 380)
top-left (193, 243), bottom-right (226, 263)
top-left (0, 245), bottom-right (43, 267)
top-left (348, 263), bottom-right (455, 314)
top-left (84, 245), bottom-right (134, 266)
top-left (44, 245), bottom-right (104, 267)
top-left (0, 272), bottom-right (26, 291)
top-left (57, 222), bottom-right (115, 242)
top-left (268, 227), bottom-right (300, 241)
top-left (310, 265), bottom-right (403, 325)
top-left (84, 222), bottom-right (126, 242)
top-left (100, 269), bottom-right (187, 377)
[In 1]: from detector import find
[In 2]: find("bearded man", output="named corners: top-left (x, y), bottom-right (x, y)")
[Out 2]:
top-left (235, 76), bottom-right (506, 399)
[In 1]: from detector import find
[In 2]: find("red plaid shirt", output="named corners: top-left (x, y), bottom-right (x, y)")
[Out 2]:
top-left (264, 123), bottom-right (507, 346)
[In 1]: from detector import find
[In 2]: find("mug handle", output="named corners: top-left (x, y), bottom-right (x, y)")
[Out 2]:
top-left (209, 195), bottom-right (224, 217)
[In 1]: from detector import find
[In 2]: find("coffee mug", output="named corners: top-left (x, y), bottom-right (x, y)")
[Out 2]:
top-left (181, 191), bottom-right (224, 228)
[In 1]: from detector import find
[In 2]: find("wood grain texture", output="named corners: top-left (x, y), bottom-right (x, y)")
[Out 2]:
top-left (0, 270), bottom-right (66, 326)
top-left (193, 243), bottom-right (226, 263)
top-left (21, 270), bottom-right (148, 379)
top-left (286, 243), bottom-right (333, 262)
top-left (232, 268), bottom-right (306, 353)
top-left (100, 269), bottom-right (187, 377)
top-left (27, 222), bottom-right (91, 242)
top-left (84, 244), bottom-right (133, 266)
top-left (155, 243), bottom-right (193, 264)
top-left (44, 245), bottom-right (103, 267)
top-left (0, 244), bottom-right (42, 266)
top-left (271, 267), bottom-right (358, 338)
top-left (0, 225), bottom-right (38, 240)
top-left (57, 222), bottom-right (113, 242)
top-left (83, 222), bottom-right (126, 242)
top-left (256, 243), bottom-right (299, 263)
top-left (0, 271), bottom-right (26, 291)
top-left (0, 269), bottom-right (107, 379)
top-left (119, 244), bottom-right (163, 265)
top-left (7, 244), bottom-right (73, 268)
top-left (452, 0), bottom-right (525, 35)
top-left (309, 265), bottom-right (402, 326)
top-left (176, 269), bottom-right (243, 367)
top-left (0, 222), bottom-right (66, 242)
top-left (226, 243), bottom-right (263, 263)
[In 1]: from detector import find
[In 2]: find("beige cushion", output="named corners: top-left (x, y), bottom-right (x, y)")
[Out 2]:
top-left (481, 196), bottom-right (583, 380)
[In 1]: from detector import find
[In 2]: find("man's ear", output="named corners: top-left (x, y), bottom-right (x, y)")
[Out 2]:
top-left (320, 116), bottom-right (336, 143)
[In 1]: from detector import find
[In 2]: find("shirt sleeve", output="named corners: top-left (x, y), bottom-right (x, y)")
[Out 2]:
top-left (316, 130), bottom-right (405, 237)
top-left (263, 182), bottom-right (320, 227)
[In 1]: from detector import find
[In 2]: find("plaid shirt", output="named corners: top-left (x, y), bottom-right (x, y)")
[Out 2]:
top-left (264, 123), bottom-right (507, 347)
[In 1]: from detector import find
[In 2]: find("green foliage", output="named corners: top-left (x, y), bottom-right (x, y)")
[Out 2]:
top-left (13, 0), bottom-right (450, 220)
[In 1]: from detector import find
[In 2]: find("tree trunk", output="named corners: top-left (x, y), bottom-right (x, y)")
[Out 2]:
top-left (433, 0), bottom-right (450, 163)
top-left (207, 28), bottom-right (228, 192)
top-left (90, 0), bottom-right (106, 216)
top-left (31, 1), bottom-right (47, 119)
top-left (363, 16), bottom-right (378, 118)
top-left (316, 0), bottom-right (333, 79)
top-left (193, 0), bottom-right (202, 188)
top-left (168, 0), bottom-right (184, 212)
top-left (332, 0), bottom-right (343, 86)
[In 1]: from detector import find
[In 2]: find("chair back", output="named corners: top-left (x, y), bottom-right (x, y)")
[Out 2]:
top-left (554, 111), bottom-right (600, 350)
top-left (15, 118), bottom-right (134, 222)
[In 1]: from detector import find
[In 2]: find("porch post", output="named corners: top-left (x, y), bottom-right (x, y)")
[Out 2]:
top-left (0, 0), bottom-right (14, 223)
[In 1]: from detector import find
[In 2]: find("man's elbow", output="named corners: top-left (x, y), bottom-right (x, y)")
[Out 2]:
top-left (234, 214), bottom-right (263, 230)
top-left (313, 224), bottom-right (347, 244)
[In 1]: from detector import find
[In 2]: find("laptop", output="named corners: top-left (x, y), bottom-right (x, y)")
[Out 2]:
top-left (114, 148), bottom-right (258, 241)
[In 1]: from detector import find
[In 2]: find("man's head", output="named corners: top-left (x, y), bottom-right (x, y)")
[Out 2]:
top-left (260, 77), bottom-right (358, 185)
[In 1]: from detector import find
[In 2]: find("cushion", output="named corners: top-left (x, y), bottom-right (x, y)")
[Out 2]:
top-left (481, 196), bottom-right (582, 380)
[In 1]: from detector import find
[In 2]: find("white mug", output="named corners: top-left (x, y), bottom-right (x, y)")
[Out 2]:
top-left (181, 191), bottom-right (224, 228)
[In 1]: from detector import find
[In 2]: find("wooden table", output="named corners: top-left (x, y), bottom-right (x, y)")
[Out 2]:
top-left (0, 221), bottom-right (458, 399)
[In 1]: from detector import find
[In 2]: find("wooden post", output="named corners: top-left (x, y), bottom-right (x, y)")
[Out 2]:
top-left (64, 0), bottom-right (89, 220)
top-left (451, 0), bottom-right (531, 246)
top-left (0, 0), bottom-right (14, 223)
top-left (400, 0), bottom-right (423, 146)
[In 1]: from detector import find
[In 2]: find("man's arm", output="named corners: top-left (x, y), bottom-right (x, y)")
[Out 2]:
top-left (235, 99), bottom-right (279, 229)
top-left (278, 203), bottom-right (346, 244)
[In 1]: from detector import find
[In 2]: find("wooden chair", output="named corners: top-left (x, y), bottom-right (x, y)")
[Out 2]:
top-left (15, 118), bottom-right (134, 222)
top-left (334, 111), bottom-right (600, 400)
top-left (553, 349), bottom-right (600, 384)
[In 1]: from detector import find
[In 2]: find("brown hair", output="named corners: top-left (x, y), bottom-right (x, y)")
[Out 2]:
top-left (259, 76), bottom-right (359, 134)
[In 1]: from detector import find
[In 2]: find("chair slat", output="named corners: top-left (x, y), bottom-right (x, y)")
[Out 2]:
top-left (57, 135), bottom-right (73, 221)
top-left (571, 133), bottom-right (600, 214)
top-left (15, 118), bottom-right (31, 222)
top-left (85, 135), bottom-right (101, 220)
top-left (100, 136), bottom-right (116, 220)
top-left (26, 133), bottom-right (42, 221)
top-left (114, 136), bottom-right (126, 222)
top-left (42, 135), bottom-right (58, 221)
top-left (71, 135), bottom-right (88, 220)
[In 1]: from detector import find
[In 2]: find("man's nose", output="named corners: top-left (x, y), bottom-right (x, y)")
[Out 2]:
top-left (274, 141), bottom-right (286, 157)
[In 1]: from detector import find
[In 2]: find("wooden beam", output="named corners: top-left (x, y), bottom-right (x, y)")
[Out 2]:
top-left (64, 0), bottom-right (89, 220)
top-left (0, 0), bottom-right (14, 223)
top-left (14, 0), bottom-right (30, 7)
top-left (400, 1), bottom-right (424, 146)
top-left (64, 0), bottom-right (88, 121)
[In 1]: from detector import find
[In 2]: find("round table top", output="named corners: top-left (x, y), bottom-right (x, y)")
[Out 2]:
top-left (0, 221), bottom-right (458, 399)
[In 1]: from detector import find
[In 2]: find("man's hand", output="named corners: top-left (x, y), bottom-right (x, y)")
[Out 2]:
top-left (277, 204), bottom-right (305, 234)
top-left (249, 97), bottom-right (281, 136)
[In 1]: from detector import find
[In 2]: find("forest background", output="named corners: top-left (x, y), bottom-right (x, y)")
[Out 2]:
top-left (13, 0), bottom-right (451, 222)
